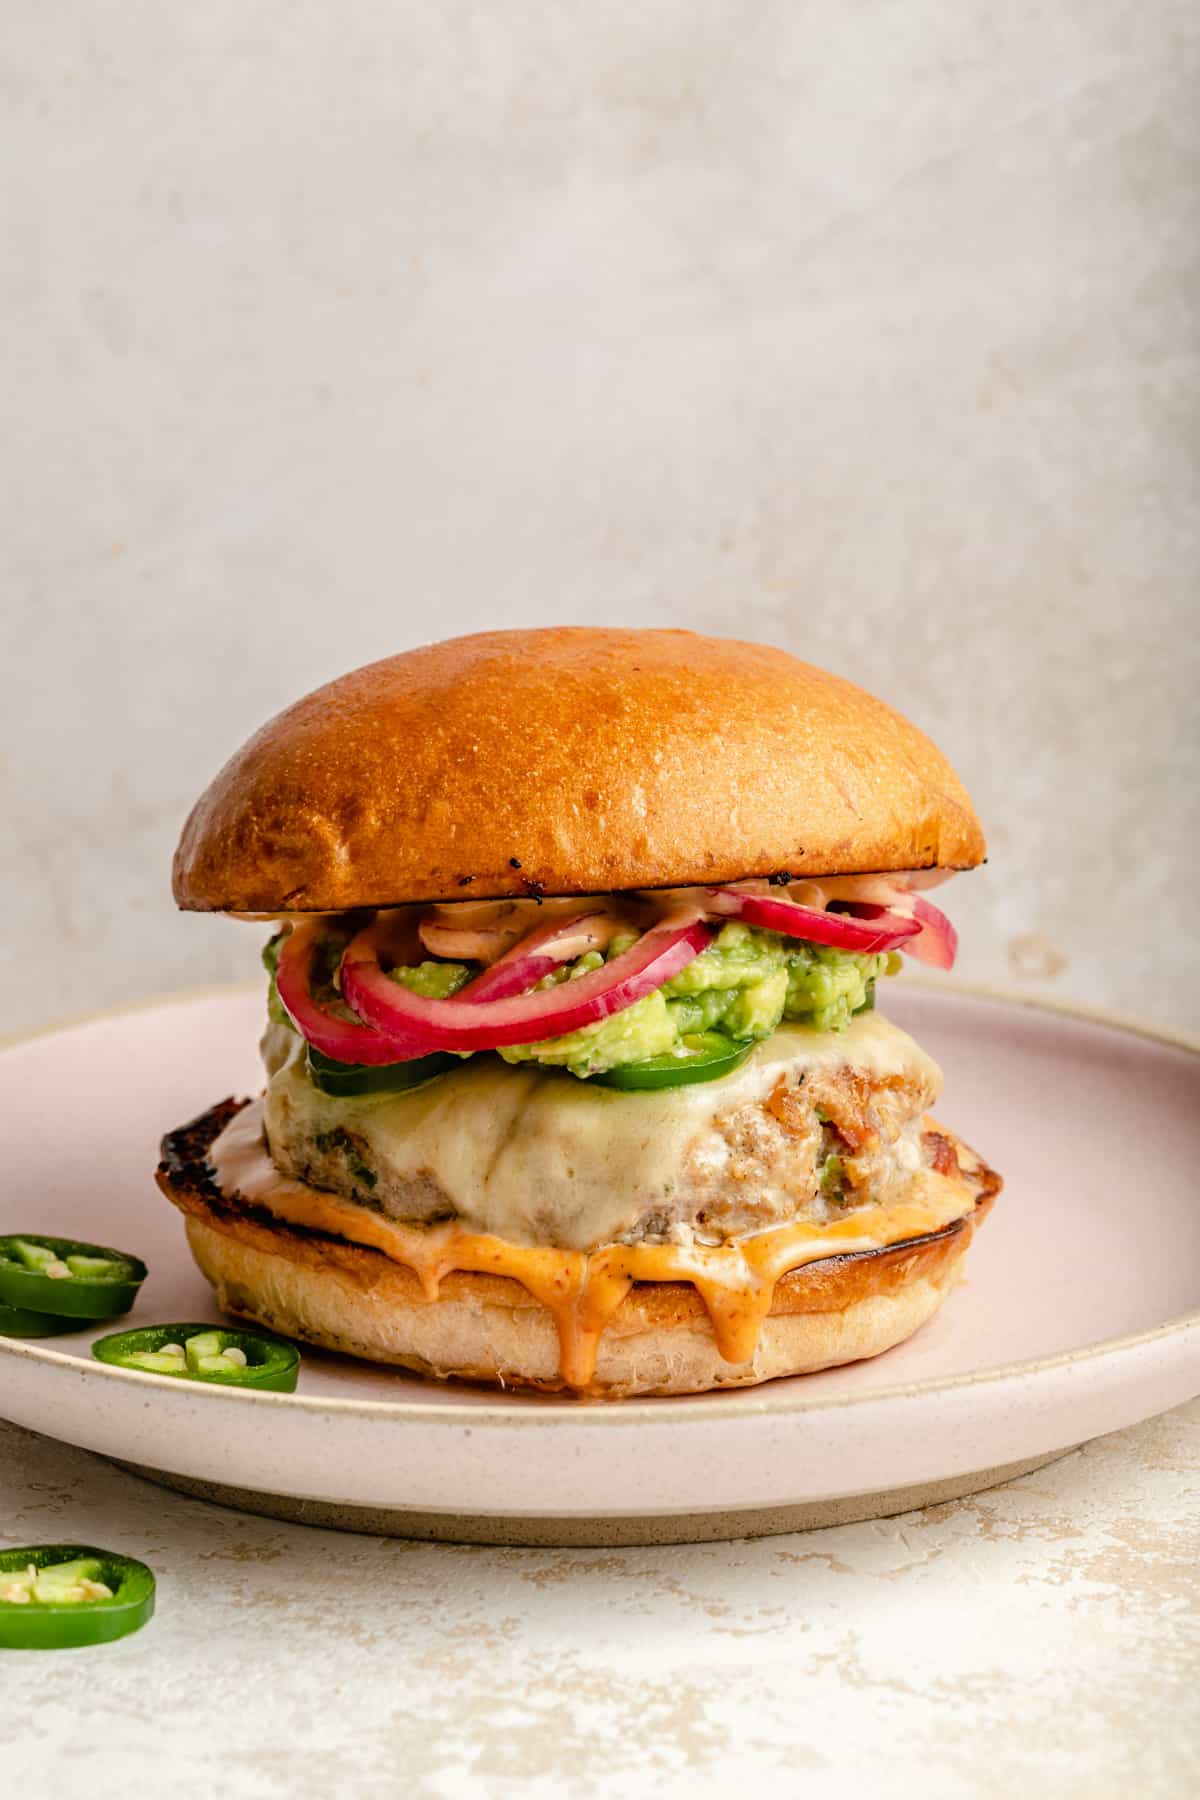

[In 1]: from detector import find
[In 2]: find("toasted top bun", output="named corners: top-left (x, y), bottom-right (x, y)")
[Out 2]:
top-left (173, 628), bottom-right (985, 913)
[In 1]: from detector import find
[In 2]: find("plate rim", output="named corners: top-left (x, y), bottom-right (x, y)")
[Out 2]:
top-left (2, 979), bottom-right (1197, 1432)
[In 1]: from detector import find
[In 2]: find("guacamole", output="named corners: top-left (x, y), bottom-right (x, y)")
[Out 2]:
top-left (498, 922), bottom-right (896, 1077)
top-left (265, 921), bottom-right (898, 1081)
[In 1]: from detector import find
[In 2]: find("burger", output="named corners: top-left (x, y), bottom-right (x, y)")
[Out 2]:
top-left (159, 628), bottom-right (1000, 1397)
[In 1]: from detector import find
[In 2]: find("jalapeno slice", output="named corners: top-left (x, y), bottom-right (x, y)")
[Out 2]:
top-left (92, 1323), bottom-right (300, 1391)
top-left (307, 1045), bottom-right (458, 1097)
top-left (0, 1301), bottom-right (83, 1339)
top-left (0, 1545), bottom-right (155, 1649)
top-left (591, 1031), bottom-right (755, 1091)
top-left (0, 1236), bottom-right (147, 1321)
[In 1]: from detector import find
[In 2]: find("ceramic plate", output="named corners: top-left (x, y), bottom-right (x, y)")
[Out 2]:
top-left (1, 985), bottom-right (1197, 1544)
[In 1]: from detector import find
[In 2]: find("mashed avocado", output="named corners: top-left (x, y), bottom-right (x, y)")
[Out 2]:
top-left (498, 922), bottom-right (896, 1077)
top-left (388, 960), bottom-right (472, 999)
top-left (265, 921), bottom-right (899, 1081)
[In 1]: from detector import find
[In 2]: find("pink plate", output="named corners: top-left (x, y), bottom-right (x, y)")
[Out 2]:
top-left (1, 985), bottom-right (1197, 1543)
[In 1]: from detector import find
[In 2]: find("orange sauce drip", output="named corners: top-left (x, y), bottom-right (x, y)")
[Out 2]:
top-left (247, 1183), bottom-right (967, 1388)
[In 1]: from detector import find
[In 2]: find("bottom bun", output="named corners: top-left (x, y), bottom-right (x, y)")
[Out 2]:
top-left (184, 1209), bottom-right (974, 1397)
top-left (158, 1101), bottom-right (997, 1397)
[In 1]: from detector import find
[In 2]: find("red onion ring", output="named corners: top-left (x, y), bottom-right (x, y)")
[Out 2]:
top-left (460, 910), bottom-right (628, 1004)
top-left (895, 895), bottom-right (958, 968)
top-left (340, 914), bottom-right (713, 1054)
top-left (705, 888), bottom-right (921, 954)
top-left (275, 924), bottom-right (415, 1064)
top-left (790, 874), bottom-right (958, 967)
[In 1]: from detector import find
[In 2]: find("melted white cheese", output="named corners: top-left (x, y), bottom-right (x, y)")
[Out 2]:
top-left (213, 1013), bottom-right (941, 1252)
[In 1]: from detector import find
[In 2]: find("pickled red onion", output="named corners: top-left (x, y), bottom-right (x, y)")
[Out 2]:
top-left (705, 888), bottom-right (920, 953)
top-left (340, 914), bottom-right (712, 1054)
top-left (275, 923), bottom-right (415, 1064)
top-left (896, 895), bottom-right (957, 968)
top-left (275, 870), bottom-right (959, 1068)
top-left (460, 909), bottom-right (629, 1003)
top-left (818, 882), bottom-right (958, 967)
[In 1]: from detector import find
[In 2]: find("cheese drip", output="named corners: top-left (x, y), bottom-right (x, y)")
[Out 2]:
top-left (209, 1101), bottom-right (975, 1387)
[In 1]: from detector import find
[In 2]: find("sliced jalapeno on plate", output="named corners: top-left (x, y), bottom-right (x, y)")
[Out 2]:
top-left (307, 1045), bottom-right (458, 1097)
top-left (0, 1545), bottom-right (155, 1649)
top-left (0, 1236), bottom-right (147, 1321)
top-left (591, 1032), bottom-right (755, 1091)
top-left (93, 1323), bottom-right (300, 1391)
top-left (0, 1301), bottom-right (82, 1339)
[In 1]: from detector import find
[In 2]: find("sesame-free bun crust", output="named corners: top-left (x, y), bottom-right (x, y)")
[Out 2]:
top-left (157, 1100), bottom-right (998, 1399)
top-left (174, 629), bottom-right (985, 913)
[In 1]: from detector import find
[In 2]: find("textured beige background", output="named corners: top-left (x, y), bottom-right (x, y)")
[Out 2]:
top-left (4, 2), bottom-right (1199, 1036)
top-left (4, 1407), bottom-right (1199, 1798)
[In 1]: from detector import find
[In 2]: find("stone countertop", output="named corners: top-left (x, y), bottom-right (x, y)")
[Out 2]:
top-left (3, 1405), bottom-right (1197, 1799)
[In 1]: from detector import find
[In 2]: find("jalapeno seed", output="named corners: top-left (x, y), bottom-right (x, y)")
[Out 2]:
top-left (93, 1323), bottom-right (301, 1392)
top-left (0, 1546), bottom-right (155, 1649)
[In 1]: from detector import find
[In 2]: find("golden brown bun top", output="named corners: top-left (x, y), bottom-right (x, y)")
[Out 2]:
top-left (173, 629), bottom-right (986, 913)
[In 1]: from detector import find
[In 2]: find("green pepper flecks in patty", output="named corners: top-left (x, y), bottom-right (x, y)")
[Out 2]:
top-left (819, 1152), bottom-right (846, 1201)
top-left (314, 1127), bottom-right (378, 1190)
